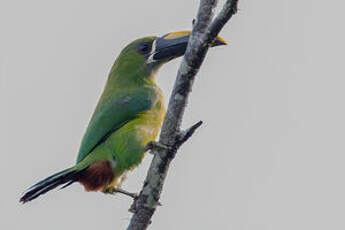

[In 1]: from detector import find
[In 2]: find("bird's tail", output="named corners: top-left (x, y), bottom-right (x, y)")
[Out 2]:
top-left (20, 166), bottom-right (85, 203)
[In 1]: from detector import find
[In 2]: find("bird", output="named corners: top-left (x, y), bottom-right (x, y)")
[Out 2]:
top-left (20, 30), bottom-right (227, 203)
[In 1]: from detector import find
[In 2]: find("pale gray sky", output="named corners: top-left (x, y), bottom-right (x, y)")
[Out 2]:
top-left (2, 0), bottom-right (345, 229)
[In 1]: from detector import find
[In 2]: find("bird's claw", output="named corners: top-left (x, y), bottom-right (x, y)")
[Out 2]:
top-left (145, 141), bottom-right (171, 153)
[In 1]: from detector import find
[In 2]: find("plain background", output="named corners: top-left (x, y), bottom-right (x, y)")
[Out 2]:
top-left (1, 0), bottom-right (345, 229)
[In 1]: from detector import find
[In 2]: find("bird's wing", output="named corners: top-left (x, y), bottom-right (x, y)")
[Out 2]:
top-left (76, 88), bottom-right (156, 163)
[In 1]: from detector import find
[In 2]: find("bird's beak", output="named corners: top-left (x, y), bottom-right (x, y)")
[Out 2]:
top-left (148, 30), bottom-right (227, 62)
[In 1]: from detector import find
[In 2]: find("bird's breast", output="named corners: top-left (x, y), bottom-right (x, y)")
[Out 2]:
top-left (134, 97), bottom-right (165, 145)
top-left (105, 85), bottom-right (165, 172)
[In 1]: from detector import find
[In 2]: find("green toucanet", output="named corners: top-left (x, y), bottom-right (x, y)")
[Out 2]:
top-left (20, 31), bottom-right (227, 203)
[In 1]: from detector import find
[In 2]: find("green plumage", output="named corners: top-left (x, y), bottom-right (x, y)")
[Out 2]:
top-left (76, 37), bottom-right (165, 170)
top-left (20, 31), bottom-right (226, 203)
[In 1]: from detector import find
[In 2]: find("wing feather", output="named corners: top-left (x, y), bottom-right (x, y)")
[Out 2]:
top-left (76, 88), bottom-right (156, 163)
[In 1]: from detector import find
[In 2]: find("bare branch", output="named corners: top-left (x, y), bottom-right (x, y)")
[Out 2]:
top-left (209, 0), bottom-right (239, 43)
top-left (176, 121), bottom-right (203, 148)
top-left (126, 1), bottom-right (239, 229)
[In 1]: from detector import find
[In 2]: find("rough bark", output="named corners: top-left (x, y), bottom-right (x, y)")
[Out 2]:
top-left (126, 1), bottom-right (239, 229)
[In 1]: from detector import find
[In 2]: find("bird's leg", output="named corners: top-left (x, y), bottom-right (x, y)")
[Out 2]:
top-left (104, 187), bottom-right (138, 199)
top-left (114, 188), bottom-right (138, 199)
top-left (145, 141), bottom-right (171, 153)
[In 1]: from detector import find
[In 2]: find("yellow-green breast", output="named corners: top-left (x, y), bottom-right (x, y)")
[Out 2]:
top-left (106, 85), bottom-right (165, 188)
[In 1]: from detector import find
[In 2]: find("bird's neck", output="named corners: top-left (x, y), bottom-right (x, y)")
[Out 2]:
top-left (108, 64), bottom-right (158, 88)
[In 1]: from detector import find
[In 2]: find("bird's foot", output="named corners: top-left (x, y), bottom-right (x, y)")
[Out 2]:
top-left (104, 187), bottom-right (138, 199)
top-left (145, 141), bottom-right (171, 153)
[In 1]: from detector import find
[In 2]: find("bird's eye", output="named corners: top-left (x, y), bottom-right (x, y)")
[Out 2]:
top-left (137, 42), bottom-right (152, 55)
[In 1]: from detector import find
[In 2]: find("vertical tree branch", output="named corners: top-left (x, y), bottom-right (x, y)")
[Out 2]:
top-left (126, 1), bottom-right (239, 229)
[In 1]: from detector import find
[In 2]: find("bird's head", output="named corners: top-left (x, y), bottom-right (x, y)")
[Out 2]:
top-left (110, 31), bottom-right (227, 83)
